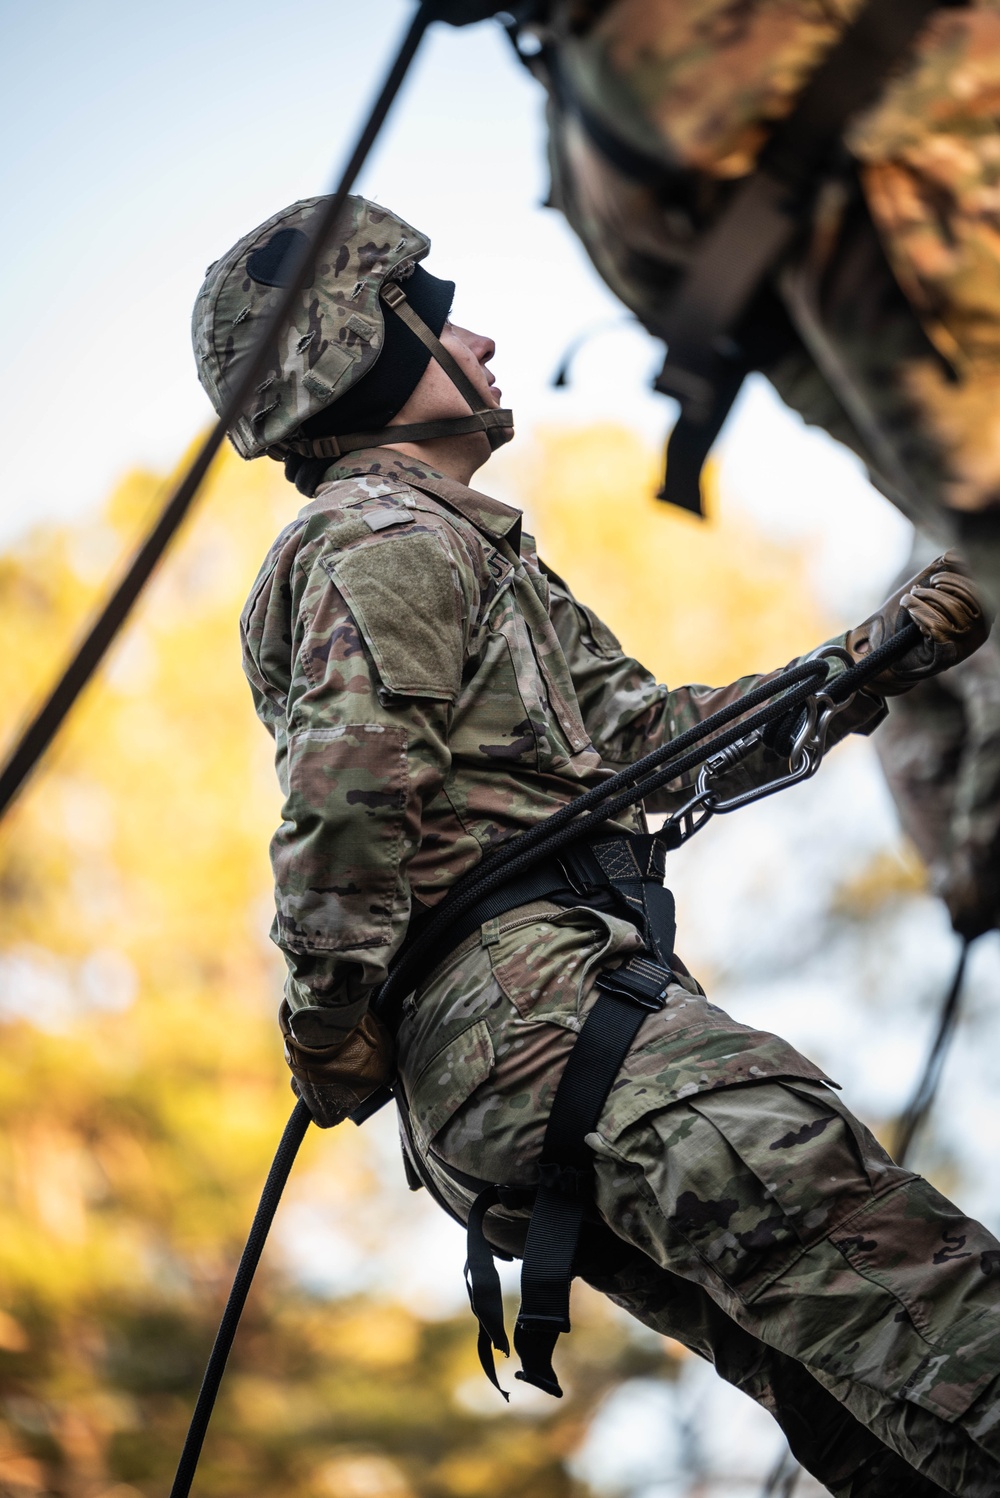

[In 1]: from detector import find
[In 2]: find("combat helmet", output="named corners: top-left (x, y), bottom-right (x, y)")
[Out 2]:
top-left (192, 194), bottom-right (512, 467)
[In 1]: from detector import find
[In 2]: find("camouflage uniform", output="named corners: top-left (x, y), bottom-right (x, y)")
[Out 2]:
top-left (876, 541), bottom-right (1000, 938)
top-left (526, 0), bottom-right (1000, 598)
top-left (243, 449), bottom-right (1000, 1496)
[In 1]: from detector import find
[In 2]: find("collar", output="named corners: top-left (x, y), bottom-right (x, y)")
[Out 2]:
top-left (318, 449), bottom-right (522, 554)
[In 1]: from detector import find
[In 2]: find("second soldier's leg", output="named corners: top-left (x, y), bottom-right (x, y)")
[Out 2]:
top-left (579, 1240), bottom-right (953, 1497)
top-left (590, 1079), bottom-right (1000, 1497)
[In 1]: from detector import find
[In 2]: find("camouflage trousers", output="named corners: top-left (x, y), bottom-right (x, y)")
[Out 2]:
top-left (396, 900), bottom-right (1000, 1498)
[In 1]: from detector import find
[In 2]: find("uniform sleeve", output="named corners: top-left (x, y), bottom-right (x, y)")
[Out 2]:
top-left (545, 567), bottom-right (886, 813)
top-left (944, 642), bottom-right (1000, 928)
top-left (243, 514), bottom-right (473, 1040)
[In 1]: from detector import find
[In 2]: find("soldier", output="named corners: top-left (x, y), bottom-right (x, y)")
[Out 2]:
top-left (876, 539), bottom-right (1000, 943)
top-left (195, 195), bottom-right (997, 1497)
top-left (497, 0), bottom-right (1000, 610)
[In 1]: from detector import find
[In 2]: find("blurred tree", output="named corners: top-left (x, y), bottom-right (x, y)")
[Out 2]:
top-left (0, 425), bottom-right (832, 1498)
top-left (505, 424), bottom-right (830, 687)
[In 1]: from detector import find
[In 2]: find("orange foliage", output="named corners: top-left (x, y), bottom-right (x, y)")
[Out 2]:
top-left (2, 433), bottom-right (709, 1498)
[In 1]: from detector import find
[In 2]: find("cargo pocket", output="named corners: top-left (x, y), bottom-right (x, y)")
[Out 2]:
top-left (828, 1172), bottom-right (1000, 1421)
top-left (663, 1080), bottom-right (884, 1301)
top-left (404, 1017), bottom-right (495, 1155)
top-left (488, 901), bottom-right (642, 1022)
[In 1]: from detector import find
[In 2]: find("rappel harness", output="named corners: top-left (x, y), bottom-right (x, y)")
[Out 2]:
top-left (169, 617), bottom-right (922, 1496)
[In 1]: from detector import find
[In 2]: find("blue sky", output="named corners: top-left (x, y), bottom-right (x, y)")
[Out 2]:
top-left (0, 0), bottom-right (910, 612)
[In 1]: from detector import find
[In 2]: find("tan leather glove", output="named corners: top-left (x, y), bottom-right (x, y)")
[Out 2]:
top-left (846, 551), bottom-right (991, 696)
top-left (279, 1001), bottom-right (394, 1128)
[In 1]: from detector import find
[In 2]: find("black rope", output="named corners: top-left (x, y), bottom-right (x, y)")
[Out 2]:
top-left (169, 1098), bottom-right (311, 1498)
top-left (375, 624), bottom-right (921, 1025)
top-left (0, 5), bottom-right (432, 822)
top-left (374, 665), bottom-right (824, 1024)
top-left (760, 1449), bottom-right (801, 1498)
top-left (894, 936), bottom-right (972, 1166)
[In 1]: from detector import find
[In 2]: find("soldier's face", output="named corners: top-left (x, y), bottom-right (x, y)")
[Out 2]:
top-left (386, 319), bottom-right (511, 478)
top-left (441, 322), bottom-right (503, 410)
top-left (394, 322), bottom-right (503, 424)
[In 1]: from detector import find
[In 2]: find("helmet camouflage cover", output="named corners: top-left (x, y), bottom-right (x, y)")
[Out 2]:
top-left (192, 195), bottom-right (429, 460)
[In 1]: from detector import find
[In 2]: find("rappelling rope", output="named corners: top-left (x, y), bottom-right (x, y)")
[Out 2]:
top-left (169, 1098), bottom-right (312, 1498)
top-left (0, 4), bottom-right (434, 821)
top-left (893, 935), bottom-right (973, 1165)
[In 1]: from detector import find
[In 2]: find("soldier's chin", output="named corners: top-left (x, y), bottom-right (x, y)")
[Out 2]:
top-left (494, 416), bottom-right (516, 448)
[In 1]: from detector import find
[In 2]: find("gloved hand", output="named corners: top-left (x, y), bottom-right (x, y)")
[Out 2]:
top-left (846, 551), bottom-right (991, 695)
top-left (279, 1002), bottom-right (394, 1128)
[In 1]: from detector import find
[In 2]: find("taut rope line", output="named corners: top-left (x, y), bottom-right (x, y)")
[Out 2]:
top-left (0, 5), bottom-right (432, 820)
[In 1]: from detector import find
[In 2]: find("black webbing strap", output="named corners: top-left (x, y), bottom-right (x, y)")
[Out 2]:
top-left (357, 831), bottom-right (677, 1120)
top-left (375, 828), bottom-right (685, 1043)
top-left (640, 0), bottom-right (951, 513)
top-left (360, 832), bottom-right (671, 1137)
top-left (468, 954), bottom-right (673, 1397)
top-left (518, 957), bottom-right (672, 1395)
top-left (464, 1186), bottom-right (514, 1396)
top-left (571, 835), bottom-right (677, 965)
top-left (284, 409), bottom-right (513, 460)
top-left (381, 281), bottom-right (487, 411)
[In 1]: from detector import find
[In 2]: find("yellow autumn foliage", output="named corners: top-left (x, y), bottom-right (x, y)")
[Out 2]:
top-left (507, 424), bottom-right (830, 687)
top-left (0, 425), bottom-right (827, 1497)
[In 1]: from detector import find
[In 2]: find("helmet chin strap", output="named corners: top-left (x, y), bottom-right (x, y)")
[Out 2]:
top-left (278, 280), bottom-right (514, 462)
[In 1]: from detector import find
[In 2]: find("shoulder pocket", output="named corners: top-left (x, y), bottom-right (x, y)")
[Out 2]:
top-left (326, 532), bottom-right (465, 702)
top-left (574, 600), bottom-right (623, 659)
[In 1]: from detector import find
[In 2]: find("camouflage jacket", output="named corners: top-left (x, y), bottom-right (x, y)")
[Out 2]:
top-left (241, 450), bottom-right (884, 1036)
top-left (546, 0), bottom-right (1000, 381)
top-left (876, 633), bottom-right (1000, 936)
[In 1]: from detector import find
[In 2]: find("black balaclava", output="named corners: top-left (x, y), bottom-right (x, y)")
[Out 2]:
top-left (286, 264), bottom-right (455, 495)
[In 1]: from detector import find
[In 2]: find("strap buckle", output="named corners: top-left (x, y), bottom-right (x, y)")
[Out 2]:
top-left (595, 956), bottom-right (672, 1011)
top-left (379, 279), bottom-right (406, 309)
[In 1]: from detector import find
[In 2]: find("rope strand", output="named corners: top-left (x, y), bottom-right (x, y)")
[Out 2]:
top-left (0, 5), bottom-right (431, 821)
top-left (894, 936), bottom-right (972, 1166)
top-left (169, 1099), bottom-right (311, 1498)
